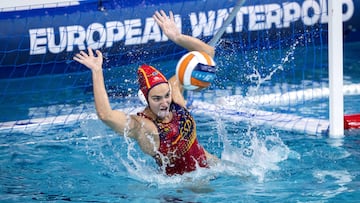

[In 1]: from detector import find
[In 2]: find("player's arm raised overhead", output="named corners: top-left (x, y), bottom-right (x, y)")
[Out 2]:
top-left (153, 10), bottom-right (215, 57)
top-left (153, 10), bottom-right (215, 106)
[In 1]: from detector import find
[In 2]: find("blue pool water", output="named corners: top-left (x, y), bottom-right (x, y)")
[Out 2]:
top-left (1, 110), bottom-right (360, 202)
top-left (1, 41), bottom-right (360, 202)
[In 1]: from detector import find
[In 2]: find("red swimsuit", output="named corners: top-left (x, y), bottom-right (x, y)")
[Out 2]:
top-left (139, 102), bottom-right (208, 175)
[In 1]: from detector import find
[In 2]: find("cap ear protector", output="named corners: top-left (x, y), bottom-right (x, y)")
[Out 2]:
top-left (138, 83), bottom-right (172, 106)
top-left (138, 89), bottom-right (148, 105)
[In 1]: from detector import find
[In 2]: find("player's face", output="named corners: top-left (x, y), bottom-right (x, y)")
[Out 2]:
top-left (148, 83), bottom-right (172, 119)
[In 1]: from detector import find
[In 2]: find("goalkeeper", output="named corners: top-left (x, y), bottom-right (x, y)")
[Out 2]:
top-left (73, 10), bottom-right (218, 176)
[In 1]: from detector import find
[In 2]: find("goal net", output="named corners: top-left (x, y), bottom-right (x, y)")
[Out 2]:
top-left (0, 0), bottom-right (359, 135)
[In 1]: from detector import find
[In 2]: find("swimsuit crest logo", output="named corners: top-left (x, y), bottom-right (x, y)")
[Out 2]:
top-left (180, 119), bottom-right (193, 140)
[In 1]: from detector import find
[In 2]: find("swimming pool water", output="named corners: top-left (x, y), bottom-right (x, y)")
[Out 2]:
top-left (1, 41), bottom-right (360, 202)
top-left (1, 110), bottom-right (360, 202)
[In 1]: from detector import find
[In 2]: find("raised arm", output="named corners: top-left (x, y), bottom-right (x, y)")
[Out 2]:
top-left (73, 48), bottom-right (135, 137)
top-left (153, 10), bottom-right (215, 106)
top-left (153, 10), bottom-right (215, 58)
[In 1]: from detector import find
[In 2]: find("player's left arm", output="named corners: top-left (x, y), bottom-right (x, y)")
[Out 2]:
top-left (153, 10), bottom-right (215, 106)
top-left (153, 10), bottom-right (215, 57)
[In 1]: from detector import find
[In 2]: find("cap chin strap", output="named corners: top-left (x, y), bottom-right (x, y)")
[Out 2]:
top-left (138, 90), bottom-right (148, 106)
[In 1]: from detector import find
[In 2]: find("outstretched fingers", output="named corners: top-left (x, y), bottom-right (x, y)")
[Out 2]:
top-left (87, 47), bottom-right (93, 57)
top-left (153, 10), bottom-right (171, 24)
top-left (169, 11), bottom-right (174, 21)
top-left (73, 52), bottom-right (84, 61)
top-left (73, 47), bottom-right (100, 61)
top-left (153, 11), bottom-right (162, 25)
top-left (73, 50), bottom-right (86, 62)
top-left (159, 10), bottom-right (167, 19)
top-left (73, 48), bottom-right (103, 70)
top-left (95, 50), bottom-right (102, 58)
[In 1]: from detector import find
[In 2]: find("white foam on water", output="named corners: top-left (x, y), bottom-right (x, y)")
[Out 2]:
top-left (311, 170), bottom-right (354, 199)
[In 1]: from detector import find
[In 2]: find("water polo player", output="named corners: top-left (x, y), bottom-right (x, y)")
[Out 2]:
top-left (73, 10), bottom-right (218, 175)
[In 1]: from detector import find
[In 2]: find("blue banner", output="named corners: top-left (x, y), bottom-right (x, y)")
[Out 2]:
top-left (0, 0), bottom-right (359, 78)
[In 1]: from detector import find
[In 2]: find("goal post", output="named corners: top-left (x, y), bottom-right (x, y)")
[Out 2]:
top-left (328, 0), bottom-right (344, 138)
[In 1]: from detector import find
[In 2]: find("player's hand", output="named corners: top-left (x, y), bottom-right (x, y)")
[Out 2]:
top-left (153, 10), bottom-right (181, 42)
top-left (73, 47), bottom-right (103, 71)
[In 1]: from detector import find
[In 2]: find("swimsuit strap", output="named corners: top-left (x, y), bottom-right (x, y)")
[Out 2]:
top-left (137, 112), bottom-right (153, 121)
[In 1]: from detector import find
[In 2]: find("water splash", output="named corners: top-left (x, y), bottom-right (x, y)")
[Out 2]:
top-left (79, 104), bottom-right (293, 186)
top-left (216, 122), bottom-right (292, 182)
top-left (311, 170), bottom-right (354, 199)
top-left (246, 36), bottom-right (302, 89)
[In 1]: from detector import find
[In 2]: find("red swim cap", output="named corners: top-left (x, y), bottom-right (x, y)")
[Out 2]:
top-left (137, 65), bottom-right (168, 99)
